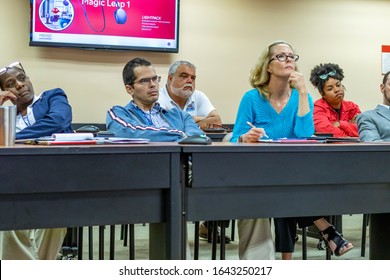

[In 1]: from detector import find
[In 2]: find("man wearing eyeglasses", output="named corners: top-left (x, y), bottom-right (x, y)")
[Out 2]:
top-left (106, 57), bottom-right (203, 141)
top-left (231, 41), bottom-right (353, 260)
top-left (0, 61), bottom-right (73, 259)
top-left (107, 57), bottom-right (204, 259)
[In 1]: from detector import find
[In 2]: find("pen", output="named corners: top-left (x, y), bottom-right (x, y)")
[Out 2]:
top-left (246, 121), bottom-right (269, 138)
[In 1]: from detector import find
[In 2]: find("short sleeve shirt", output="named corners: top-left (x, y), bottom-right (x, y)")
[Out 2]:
top-left (158, 85), bottom-right (215, 117)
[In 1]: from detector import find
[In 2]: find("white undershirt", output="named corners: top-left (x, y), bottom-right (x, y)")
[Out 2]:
top-left (15, 96), bottom-right (39, 133)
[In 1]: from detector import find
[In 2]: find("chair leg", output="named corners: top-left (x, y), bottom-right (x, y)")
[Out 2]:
top-left (220, 221), bottom-right (226, 260)
top-left (123, 225), bottom-right (129, 246)
top-left (194, 221), bottom-right (200, 260)
top-left (197, 220), bottom-right (229, 260)
top-left (121, 224), bottom-right (135, 259)
top-left (302, 227), bottom-right (307, 260)
top-left (230, 220), bottom-right (235, 241)
top-left (77, 227), bottom-right (83, 260)
top-left (361, 214), bottom-right (369, 257)
top-left (99, 226), bottom-right (105, 260)
top-left (129, 224), bottom-right (135, 260)
top-left (211, 221), bottom-right (218, 260)
top-left (207, 221), bottom-right (213, 243)
top-left (109, 225), bottom-right (115, 260)
top-left (120, 224), bottom-right (125, 240)
top-left (88, 226), bottom-right (93, 259)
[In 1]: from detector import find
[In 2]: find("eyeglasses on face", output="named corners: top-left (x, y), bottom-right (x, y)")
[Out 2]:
top-left (269, 53), bottom-right (299, 63)
top-left (133, 75), bottom-right (161, 86)
top-left (319, 70), bottom-right (337, 80)
top-left (0, 61), bottom-right (25, 76)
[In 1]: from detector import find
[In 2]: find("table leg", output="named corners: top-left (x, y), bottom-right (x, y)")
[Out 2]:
top-left (369, 213), bottom-right (390, 259)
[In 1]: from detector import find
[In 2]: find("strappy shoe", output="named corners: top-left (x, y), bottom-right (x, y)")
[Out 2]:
top-left (321, 225), bottom-right (354, 256)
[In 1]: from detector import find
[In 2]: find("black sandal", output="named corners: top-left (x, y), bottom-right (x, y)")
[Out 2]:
top-left (321, 226), bottom-right (353, 256)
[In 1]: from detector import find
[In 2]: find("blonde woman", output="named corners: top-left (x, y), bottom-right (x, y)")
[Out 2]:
top-left (231, 41), bottom-right (353, 260)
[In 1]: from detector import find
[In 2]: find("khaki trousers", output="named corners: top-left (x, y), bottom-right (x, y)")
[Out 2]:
top-left (238, 219), bottom-right (275, 260)
top-left (0, 228), bottom-right (67, 260)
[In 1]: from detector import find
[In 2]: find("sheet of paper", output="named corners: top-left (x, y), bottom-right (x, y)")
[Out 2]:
top-left (52, 133), bottom-right (94, 141)
top-left (104, 138), bottom-right (150, 144)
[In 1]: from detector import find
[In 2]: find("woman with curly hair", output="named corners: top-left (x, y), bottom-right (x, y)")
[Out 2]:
top-left (310, 63), bottom-right (361, 137)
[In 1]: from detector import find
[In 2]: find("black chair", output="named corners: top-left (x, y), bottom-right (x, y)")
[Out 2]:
top-left (71, 123), bottom-right (107, 132)
top-left (61, 224), bottom-right (137, 260)
top-left (120, 224), bottom-right (136, 259)
top-left (193, 220), bottom-right (235, 260)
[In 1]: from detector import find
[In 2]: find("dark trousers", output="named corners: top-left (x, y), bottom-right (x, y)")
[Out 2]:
top-left (274, 216), bottom-right (322, 253)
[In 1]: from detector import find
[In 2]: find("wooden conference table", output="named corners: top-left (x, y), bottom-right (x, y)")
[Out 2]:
top-left (0, 143), bottom-right (183, 260)
top-left (182, 142), bottom-right (390, 260)
top-left (1, 141), bottom-right (390, 259)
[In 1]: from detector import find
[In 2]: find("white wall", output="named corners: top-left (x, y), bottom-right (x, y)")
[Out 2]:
top-left (1, 0), bottom-right (389, 124)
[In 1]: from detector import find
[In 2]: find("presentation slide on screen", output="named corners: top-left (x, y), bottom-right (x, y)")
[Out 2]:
top-left (31, 0), bottom-right (178, 49)
top-left (382, 45), bottom-right (390, 74)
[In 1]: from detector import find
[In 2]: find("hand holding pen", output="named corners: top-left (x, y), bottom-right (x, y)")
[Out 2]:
top-left (239, 122), bottom-right (268, 143)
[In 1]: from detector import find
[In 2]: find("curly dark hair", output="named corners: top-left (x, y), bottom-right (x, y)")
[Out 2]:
top-left (309, 63), bottom-right (344, 95)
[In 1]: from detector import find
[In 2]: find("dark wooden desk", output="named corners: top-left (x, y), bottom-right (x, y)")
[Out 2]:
top-left (3, 142), bottom-right (390, 259)
top-left (182, 142), bottom-right (390, 259)
top-left (0, 143), bottom-right (183, 260)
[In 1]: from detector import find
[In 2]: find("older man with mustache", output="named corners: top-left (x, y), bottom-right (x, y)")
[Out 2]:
top-left (158, 60), bottom-right (222, 130)
top-left (158, 60), bottom-right (226, 245)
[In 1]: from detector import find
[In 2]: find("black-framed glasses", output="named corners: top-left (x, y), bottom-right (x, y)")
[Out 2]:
top-left (319, 70), bottom-right (337, 80)
top-left (0, 61), bottom-right (25, 76)
top-left (133, 76), bottom-right (161, 86)
top-left (269, 54), bottom-right (299, 63)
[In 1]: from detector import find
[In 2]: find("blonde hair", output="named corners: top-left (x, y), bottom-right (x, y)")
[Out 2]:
top-left (249, 40), bottom-right (297, 99)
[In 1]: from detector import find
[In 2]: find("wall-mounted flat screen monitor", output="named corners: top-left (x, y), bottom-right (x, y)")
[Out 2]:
top-left (29, 0), bottom-right (180, 53)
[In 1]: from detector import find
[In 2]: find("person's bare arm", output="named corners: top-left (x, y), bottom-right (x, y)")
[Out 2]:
top-left (193, 110), bottom-right (222, 130)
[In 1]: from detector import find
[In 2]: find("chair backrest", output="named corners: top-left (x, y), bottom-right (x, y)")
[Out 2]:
top-left (72, 123), bottom-right (107, 131)
top-left (222, 132), bottom-right (233, 142)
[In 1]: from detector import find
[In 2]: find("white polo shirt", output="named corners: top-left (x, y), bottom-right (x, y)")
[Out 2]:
top-left (158, 85), bottom-right (215, 117)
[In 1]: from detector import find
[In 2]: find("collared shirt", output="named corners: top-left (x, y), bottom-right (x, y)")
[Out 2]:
top-left (15, 95), bottom-right (39, 133)
top-left (158, 85), bottom-right (215, 117)
top-left (379, 104), bottom-right (390, 109)
top-left (132, 101), bottom-right (170, 128)
top-left (314, 97), bottom-right (361, 137)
